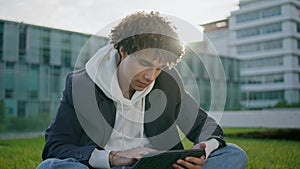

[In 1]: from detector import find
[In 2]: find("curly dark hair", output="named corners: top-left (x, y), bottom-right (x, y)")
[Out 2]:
top-left (109, 11), bottom-right (184, 59)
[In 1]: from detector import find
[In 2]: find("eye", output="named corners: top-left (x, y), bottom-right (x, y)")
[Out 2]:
top-left (156, 67), bottom-right (162, 71)
top-left (138, 60), bottom-right (152, 67)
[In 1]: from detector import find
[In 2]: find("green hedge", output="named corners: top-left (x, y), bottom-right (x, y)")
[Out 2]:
top-left (1, 114), bottom-right (52, 132)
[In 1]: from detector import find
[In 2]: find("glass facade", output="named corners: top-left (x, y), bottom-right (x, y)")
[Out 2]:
top-left (241, 56), bottom-right (283, 69)
top-left (232, 0), bottom-right (300, 109)
top-left (237, 39), bottom-right (283, 54)
top-left (40, 29), bottom-right (50, 65)
top-left (241, 90), bottom-right (284, 101)
top-left (0, 21), bottom-right (3, 61)
top-left (241, 74), bottom-right (284, 84)
top-left (0, 19), bottom-right (109, 120)
top-left (5, 62), bottom-right (14, 98)
top-left (237, 22), bottom-right (282, 39)
top-left (181, 48), bottom-right (240, 111)
top-left (19, 24), bottom-right (27, 62)
top-left (29, 64), bottom-right (39, 99)
top-left (236, 6), bottom-right (281, 24)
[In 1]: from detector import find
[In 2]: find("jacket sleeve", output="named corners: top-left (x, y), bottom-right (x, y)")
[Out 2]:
top-left (177, 90), bottom-right (226, 148)
top-left (167, 69), bottom-right (226, 148)
top-left (42, 73), bottom-right (97, 165)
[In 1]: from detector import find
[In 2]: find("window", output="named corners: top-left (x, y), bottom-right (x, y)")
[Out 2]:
top-left (236, 11), bottom-right (260, 23)
top-left (29, 65), bottom-right (39, 98)
top-left (237, 39), bottom-right (283, 54)
top-left (41, 48), bottom-right (50, 64)
top-left (237, 22), bottom-right (282, 39)
top-left (236, 6), bottom-right (281, 24)
top-left (242, 90), bottom-right (284, 101)
top-left (61, 49), bottom-right (71, 67)
top-left (61, 32), bottom-right (71, 49)
top-left (262, 39), bottom-right (282, 50)
top-left (5, 62), bottom-right (14, 98)
top-left (19, 25), bottom-right (27, 62)
top-left (39, 102), bottom-right (50, 114)
top-left (261, 23), bottom-right (282, 34)
top-left (18, 101), bottom-right (26, 117)
top-left (51, 66), bottom-right (61, 93)
top-left (40, 29), bottom-right (50, 65)
top-left (296, 7), bottom-right (300, 17)
top-left (237, 27), bottom-right (260, 38)
top-left (0, 21), bottom-right (3, 60)
top-left (237, 43), bottom-right (260, 54)
top-left (261, 6), bottom-right (281, 18)
top-left (241, 56), bottom-right (283, 69)
top-left (61, 32), bottom-right (72, 67)
top-left (242, 74), bottom-right (284, 84)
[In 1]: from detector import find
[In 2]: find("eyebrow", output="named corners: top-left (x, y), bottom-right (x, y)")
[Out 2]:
top-left (139, 59), bottom-right (154, 66)
top-left (138, 58), bottom-right (166, 68)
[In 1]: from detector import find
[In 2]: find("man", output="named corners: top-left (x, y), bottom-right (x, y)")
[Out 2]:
top-left (37, 11), bottom-right (247, 169)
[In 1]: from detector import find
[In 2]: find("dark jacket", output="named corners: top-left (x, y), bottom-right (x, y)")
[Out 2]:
top-left (42, 69), bottom-right (225, 167)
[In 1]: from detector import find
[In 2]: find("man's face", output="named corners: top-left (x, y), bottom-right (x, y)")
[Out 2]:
top-left (118, 49), bottom-right (173, 91)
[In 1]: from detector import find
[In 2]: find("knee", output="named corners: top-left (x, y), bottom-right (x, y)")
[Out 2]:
top-left (226, 143), bottom-right (248, 167)
top-left (36, 158), bottom-right (89, 169)
top-left (36, 158), bottom-right (58, 169)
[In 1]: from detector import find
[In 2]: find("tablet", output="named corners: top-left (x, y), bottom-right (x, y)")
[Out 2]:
top-left (132, 149), bottom-right (205, 169)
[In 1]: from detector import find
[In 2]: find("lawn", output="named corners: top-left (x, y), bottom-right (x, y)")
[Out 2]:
top-left (0, 128), bottom-right (299, 169)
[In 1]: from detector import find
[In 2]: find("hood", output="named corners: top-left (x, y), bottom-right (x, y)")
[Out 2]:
top-left (85, 44), bottom-right (154, 106)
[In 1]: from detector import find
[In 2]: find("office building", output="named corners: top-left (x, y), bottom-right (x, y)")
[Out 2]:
top-left (0, 19), bottom-right (108, 117)
top-left (229, 0), bottom-right (300, 108)
top-left (202, 0), bottom-right (300, 109)
top-left (0, 18), bottom-right (242, 119)
top-left (180, 41), bottom-right (241, 111)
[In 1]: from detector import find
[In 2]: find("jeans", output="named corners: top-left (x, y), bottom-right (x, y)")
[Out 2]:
top-left (36, 143), bottom-right (248, 169)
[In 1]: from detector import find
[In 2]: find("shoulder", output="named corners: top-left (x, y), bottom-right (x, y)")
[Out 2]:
top-left (63, 69), bottom-right (95, 97)
top-left (154, 69), bottom-right (185, 101)
top-left (156, 69), bottom-right (184, 90)
top-left (67, 68), bottom-right (88, 79)
top-left (65, 69), bottom-right (93, 84)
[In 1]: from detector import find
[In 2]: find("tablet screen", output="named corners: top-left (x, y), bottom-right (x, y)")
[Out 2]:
top-left (132, 149), bottom-right (205, 169)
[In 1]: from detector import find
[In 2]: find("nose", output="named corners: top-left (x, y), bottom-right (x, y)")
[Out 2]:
top-left (144, 68), bottom-right (156, 81)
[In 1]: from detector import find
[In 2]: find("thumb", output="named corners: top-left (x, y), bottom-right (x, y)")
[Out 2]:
top-left (199, 142), bottom-right (206, 149)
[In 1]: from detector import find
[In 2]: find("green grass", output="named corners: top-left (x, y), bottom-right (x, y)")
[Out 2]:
top-left (0, 137), bottom-right (44, 169)
top-left (0, 128), bottom-right (300, 169)
top-left (222, 128), bottom-right (280, 135)
top-left (226, 137), bottom-right (300, 169)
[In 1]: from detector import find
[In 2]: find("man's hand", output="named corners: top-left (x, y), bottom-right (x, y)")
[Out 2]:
top-left (109, 147), bottom-right (156, 167)
top-left (173, 143), bottom-right (206, 169)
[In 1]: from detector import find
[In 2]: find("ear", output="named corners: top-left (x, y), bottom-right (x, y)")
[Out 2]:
top-left (119, 46), bottom-right (128, 60)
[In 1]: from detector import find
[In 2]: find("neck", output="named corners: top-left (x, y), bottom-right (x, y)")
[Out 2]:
top-left (117, 66), bottom-right (135, 99)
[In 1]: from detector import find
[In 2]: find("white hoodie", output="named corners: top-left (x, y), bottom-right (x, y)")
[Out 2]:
top-left (86, 45), bottom-right (154, 168)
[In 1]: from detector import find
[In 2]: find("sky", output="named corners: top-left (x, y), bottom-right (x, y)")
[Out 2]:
top-left (0, 0), bottom-right (240, 35)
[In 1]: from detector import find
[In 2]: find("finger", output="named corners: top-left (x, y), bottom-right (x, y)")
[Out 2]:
top-left (172, 163), bottom-right (185, 169)
top-left (185, 156), bottom-right (206, 166)
top-left (199, 142), bottom-right (206, 149)
top-left (176, 159), bottom-right (199, 169)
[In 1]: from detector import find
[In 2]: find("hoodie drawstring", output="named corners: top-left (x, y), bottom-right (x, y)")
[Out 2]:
top-left (121, 102), bottom-right (124, 151)
top-left (140, 97), bottom-right (145, 147)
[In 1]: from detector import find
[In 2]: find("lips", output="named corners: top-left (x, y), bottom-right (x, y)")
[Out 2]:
top-left (136, 80), bottom-right (150, 88)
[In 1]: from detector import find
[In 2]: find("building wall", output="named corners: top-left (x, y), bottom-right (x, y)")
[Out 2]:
top-left (229, 0), bottom-right (300, 109)
top-left (3, 1), bottom-right (298, 117)
top-left (203, 20), bottom-right (230, 56)
top-left (0, 19), bottom-right (108, 117)
top-left (180, 42), bottom-right (241, 111)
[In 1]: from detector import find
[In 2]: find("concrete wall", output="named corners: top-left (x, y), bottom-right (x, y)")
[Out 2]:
top-left (209, 108), bottom-right (300, 128)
